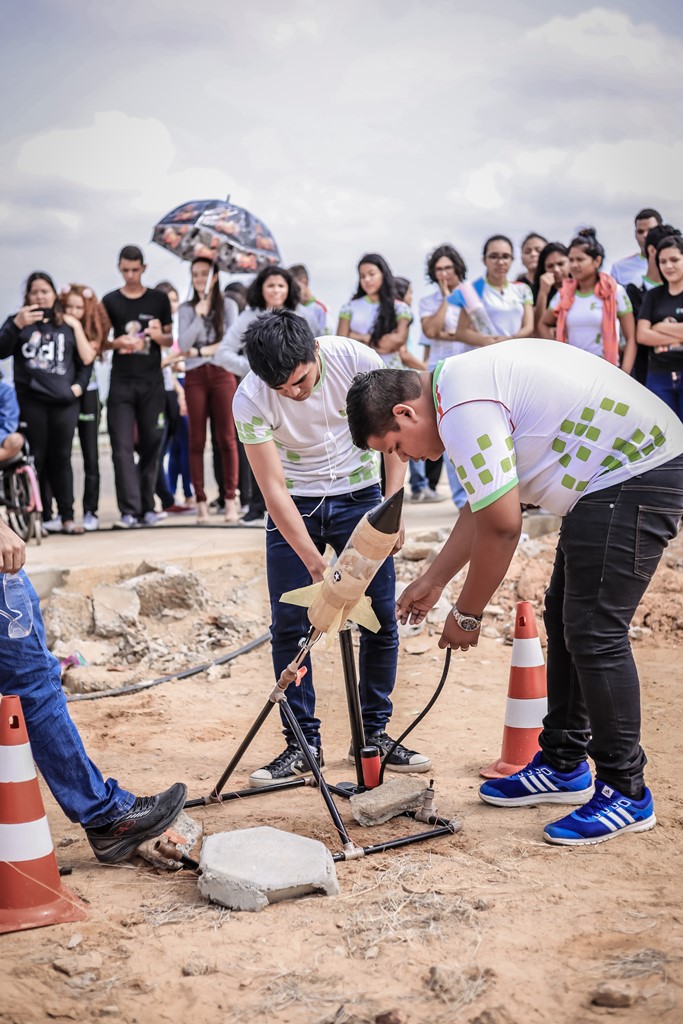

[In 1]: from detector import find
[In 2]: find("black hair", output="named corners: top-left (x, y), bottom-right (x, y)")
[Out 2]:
top-left (353, 253), bottom-right (397, 348)
top-left (482, 234), bottom-right (514, 258)
top-left (644, 224), bottom-right (681, 255)
top-left (190, 257), bottom-right (225, 340)
top-left (287, 264), bottom-right (309, 282)
top-left (635, 208), bottom-right (662, 225)
top-left (521, 232), bottom-right (547, 250)
top-left (246, 266), bottom-right (300, 312)
top-left (23, 271), bottom-right (64, 325)
top-left (655, 235), bottom-right (683, 276)
top-left (346, 369), bottom-right (422, 450)
top-left (532, 242), bottom-right (569, 300)
top-left (224, 281), bottom-right (248, 312)
top-left (568, 227), bottom-right (605, 263)
top-left (243, 309), bottom-right (316, 388)
top-left (154, 280), bottom-right (178, 297)
top-left (393, 276), bottom-right (411, 301)
top-left (425, 244), bottom-right (467, 285)
top-left (118, 245), bottom-right (145, 264)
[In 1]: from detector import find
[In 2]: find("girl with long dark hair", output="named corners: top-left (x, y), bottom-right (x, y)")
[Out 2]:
top-left (336, 253), bottom-right (412, 368)
top-left (533, 242), bottom-right (570, 329)
top-left (636, 234), bottom-right (683, 417)
top-left (516, 231), bottom-right (547, 289)
top-left (178, 258), bottom-right (240, 523)
top-left (0, 272), bottom-right (94, 534)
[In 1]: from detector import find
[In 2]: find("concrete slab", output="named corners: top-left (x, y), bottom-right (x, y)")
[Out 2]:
top-left (198, 826), bottom-right (339, 912)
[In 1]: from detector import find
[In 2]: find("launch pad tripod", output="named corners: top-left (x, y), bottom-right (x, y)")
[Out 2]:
top-left (185, 624), bottom-right (461, 862)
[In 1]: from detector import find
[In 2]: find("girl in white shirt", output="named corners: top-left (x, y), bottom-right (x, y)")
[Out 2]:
top-left (453, 234), bottom-right (534, 346)
top-left (337, 253), bottom-right (412, 369)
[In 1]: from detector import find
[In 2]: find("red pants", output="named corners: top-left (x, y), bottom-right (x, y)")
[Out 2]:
top-left (184, 363), bottom-right (238, 502)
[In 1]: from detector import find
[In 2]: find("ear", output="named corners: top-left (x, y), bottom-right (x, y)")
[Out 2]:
top-left (392, 402), bottom-right (418, 422)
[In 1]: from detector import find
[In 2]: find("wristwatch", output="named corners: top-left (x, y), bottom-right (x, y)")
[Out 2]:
top-left (451, 606), bottom-right (483, 631)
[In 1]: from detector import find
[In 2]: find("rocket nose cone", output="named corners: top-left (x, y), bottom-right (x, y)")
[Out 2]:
top-left (366, 488), bottom-right (404, 535)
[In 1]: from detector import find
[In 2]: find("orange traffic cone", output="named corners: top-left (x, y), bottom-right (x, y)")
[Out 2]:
top-left (480, 601), bottom-right (547, 779)
top-left (0, 694), bottom-right (87, 934)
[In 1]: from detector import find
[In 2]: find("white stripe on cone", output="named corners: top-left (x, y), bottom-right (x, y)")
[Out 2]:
top-left (0, 817), bottom-right (54, 862)
top-left (510, 637), bottom-right (544, 668)
top-left (0, 743), bottom-right (36, 784)
top-left (504, 696), bottom-right (547, 729)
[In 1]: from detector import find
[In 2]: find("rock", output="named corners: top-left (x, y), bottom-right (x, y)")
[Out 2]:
top-left (53, 638), bottom-right (117, 667)
top-left (404, 636), bottom-right (434, 656)
top-left (350, 778), bottom-right (426, 827)
top-left (400, 540), bottom-right (439, 561)
top-left (60, 666), bottom-right (139, 695)
top-left (53, 952), bottom-right (103, 976)
top-left (591, 982), bottom-right (636, 1008)
top-left (375, 1012), bottom-right (405, 1024)
top-left (135, 809), bottom-right (203, 871)
top-left (44, 590), bottom-right (94, 647)
top-left (93, 585), bottom-right (140, 638)
top-left (425, 595), bottom-right (452, 625)
top-left (66, 933), bottom-right (82, 949)
top-left (125, 565), bottom-right (208, 617)
top-left (469, 1009), bottom-right (517, 1024)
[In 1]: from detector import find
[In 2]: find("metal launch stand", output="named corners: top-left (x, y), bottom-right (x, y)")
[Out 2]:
top-left (185, 623), bottom-right (460, 862)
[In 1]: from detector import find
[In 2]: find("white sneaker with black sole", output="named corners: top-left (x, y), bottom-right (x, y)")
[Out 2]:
top-left (249, 743), bottom-right (324, 788)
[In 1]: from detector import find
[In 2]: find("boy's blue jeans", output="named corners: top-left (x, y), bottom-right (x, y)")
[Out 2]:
top-left (0, 571), bottom-right (134, 827)
top-left (265, 484), bottom-right (398, 748)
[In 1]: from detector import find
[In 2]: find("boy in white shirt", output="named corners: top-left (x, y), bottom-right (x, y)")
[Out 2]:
top-left (233, 310), bottom-right (430, 785)
top-left (346, 340), bottom-right (683, 846)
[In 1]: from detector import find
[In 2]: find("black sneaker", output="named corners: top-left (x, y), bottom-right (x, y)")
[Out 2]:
top-left (249, 743), bottom-right (323, 788)
top-left (349, 731), bottom-right (431, 773)
top-left (85, 782), bottom-right (187, 864)
top-left (240, 507), bottom-right (266, 527)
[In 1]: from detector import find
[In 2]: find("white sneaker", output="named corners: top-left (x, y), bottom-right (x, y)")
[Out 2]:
top-left (43, 516), bottom-right (63, 533)
top-left (142, 511), bottom-right (165, 527)
top-left (83, 512), bottom-right (99, 532)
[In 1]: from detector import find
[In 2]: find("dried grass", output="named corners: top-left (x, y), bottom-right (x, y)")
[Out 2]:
top-left (605, 947), bottom-right (681, 980)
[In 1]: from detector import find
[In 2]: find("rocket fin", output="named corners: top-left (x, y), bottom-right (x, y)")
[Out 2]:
top-left (280, 581), bottom-right (323, 608)
top-left (346, 596), bottom-right (381, 633)
top-left (323, 609), bottom-right (345, 647)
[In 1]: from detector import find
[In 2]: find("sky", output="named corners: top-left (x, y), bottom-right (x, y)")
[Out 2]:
top-left (1, 0), bottom-right (682, 323)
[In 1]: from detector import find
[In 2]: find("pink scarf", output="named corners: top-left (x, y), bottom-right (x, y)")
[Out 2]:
top-left (555, 272), bottom-right (619, 365)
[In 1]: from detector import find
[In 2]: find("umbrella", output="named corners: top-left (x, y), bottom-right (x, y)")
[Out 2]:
top-left (152, 198), bottom-right (281, 275)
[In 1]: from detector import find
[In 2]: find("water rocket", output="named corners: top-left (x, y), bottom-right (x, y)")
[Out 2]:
top-left (280, 489), bottom-right (404, 643)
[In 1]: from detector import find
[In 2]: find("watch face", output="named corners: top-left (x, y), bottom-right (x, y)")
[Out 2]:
top-left (459, 616), bottom-right (480, 631)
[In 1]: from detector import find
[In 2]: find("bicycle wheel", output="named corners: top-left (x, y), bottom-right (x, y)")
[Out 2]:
top-left (6, 470), bottom-right (34, 542)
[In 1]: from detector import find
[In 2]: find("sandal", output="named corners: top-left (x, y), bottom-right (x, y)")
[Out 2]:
top-left (62, 520), bottom-right (85, 535)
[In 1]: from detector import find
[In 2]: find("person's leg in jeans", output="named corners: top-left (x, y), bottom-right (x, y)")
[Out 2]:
top-left (184, 366), bottom-right (210, 505)
top-left (155, 389), bottom-right (178, 510)
top-left (409, 459), bottom-right (428, 497)
top-left (133, 378), bottom-right (165, 516)
top-left (45, 402), bottom-right (80, 524)
top-left (540, 457), bottom-right (683, 797)
top-left (107, 383), bottom-right (141, 517)
top-left (0, 570), bottom-right (134, 827)
top-left (78, 389), bottom-right (101, 517)
top-left (265, 497), bottom-right (325, 746)
top-left (646, 370), bottom-right (682, 419)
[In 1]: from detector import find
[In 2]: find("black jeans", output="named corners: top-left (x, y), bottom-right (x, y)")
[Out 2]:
top-left (107, 377), bottom-right (165, 518)
top-left (77, 388), bottom-right (101, 516)
top-left (156, 389), bottom-right (180, 509)
top-left (540, 454), bottom-right (683, 796)
top-left (18, 391), bottom-right (79, 521)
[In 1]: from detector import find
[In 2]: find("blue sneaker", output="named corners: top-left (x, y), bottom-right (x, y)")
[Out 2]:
top-left (543, 781), bottom-right (656, 846)
top-left (479, 751), bottom-right (594, 807)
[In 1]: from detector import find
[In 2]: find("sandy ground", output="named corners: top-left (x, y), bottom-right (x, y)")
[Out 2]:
top-left (1, 526), bottom-right (682, 1024)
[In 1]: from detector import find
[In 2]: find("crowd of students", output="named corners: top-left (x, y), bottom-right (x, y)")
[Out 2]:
top-left (0, 205), bottom-right (680, 534)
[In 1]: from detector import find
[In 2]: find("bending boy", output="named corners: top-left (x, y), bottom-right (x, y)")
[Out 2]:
top-left (346, 338), bottom-right (683, 846)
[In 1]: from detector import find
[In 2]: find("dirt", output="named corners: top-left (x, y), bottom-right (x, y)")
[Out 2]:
top-left (1, 531), bottom-right (682, 1024)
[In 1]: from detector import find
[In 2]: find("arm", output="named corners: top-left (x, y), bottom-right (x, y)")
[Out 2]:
top-left (374, 318), bottom-right (409, 354)
top-left (246, 441), bottom-right (328, 581)
top-left (454, 309), bottom-right (503, 347)
top-left (539, 306), bottom-right (557, 340)
top-left (534, 275), bottom-right (553, 330)
top-left (214, 318), bottom-right (250, 377)
top-left (336, 316), bottom-right (351, 338)
top-left (146, 318), bottom-right (173, 349)
top-left (63, 315), bottom-right (95, 366)
top-left (421, 292), bottom-right (451, 340)
top-left (636, 318), bottom-right (683, 346)
top-left (507, 303), bottom-right (534, 340)
top-left (618, 311), bottom-right (637, 374)
top-left (398, 346), bottom-right (426, 370)
top-left (0, 518), bottom-right (26, 574)
top-left (177, 304), bottom-right (205, 352)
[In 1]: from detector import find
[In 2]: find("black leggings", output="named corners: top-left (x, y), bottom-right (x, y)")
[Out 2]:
top-left (77, 388), bottom-right (101, 515)
top-left (18, 391), bottom-right (79, 521)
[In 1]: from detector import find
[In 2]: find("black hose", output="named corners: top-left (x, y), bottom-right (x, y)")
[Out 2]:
top-left (378, 647), bottom-right (452, 786)
top-left (65, 631), bottom-right (271, 703)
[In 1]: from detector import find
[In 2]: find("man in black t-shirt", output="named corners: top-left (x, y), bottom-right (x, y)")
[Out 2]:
top-left (102, 246), bottom-right (173, 528)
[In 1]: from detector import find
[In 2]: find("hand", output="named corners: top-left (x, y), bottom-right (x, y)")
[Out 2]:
top-left (539, 271), bottom-right (554, 292)
top-left (120, 336), bottom-right (145, 353)
top-left (145, 318), bottom-right (163, 342)
top-left (70, 384), bottom-right (83, 398)
top-left (0, 520), bottom-right (26, 574)
top-left (178, 395), bottom-right (187, 417)
top-left (438, 614), bottom-right (480, 651)
top-left (307, 554), bottom-right (328, 584)
top-left (195, 298), bottom-right (210, 318)
top-left (438, 279), bottom-right (450, 298)
top-left (396, 575), bottom-right (444, 626)
top-left (14, 305), bottom-right (44, 330)
top-left (62, 313), bottom-right (79, 330)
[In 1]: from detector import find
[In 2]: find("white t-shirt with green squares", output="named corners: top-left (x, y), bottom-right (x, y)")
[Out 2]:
top-left (233, 336), bottom-right (382, 497)
top-left (434, 338), bottom-right (683, 516)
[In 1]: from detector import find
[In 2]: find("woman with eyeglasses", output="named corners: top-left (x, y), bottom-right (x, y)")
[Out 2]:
top-left (451, 235), bottom-right (534, 346)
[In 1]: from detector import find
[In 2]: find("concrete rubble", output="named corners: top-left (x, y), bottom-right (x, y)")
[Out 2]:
top-left (350, 777), bottom-right (427, 827)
